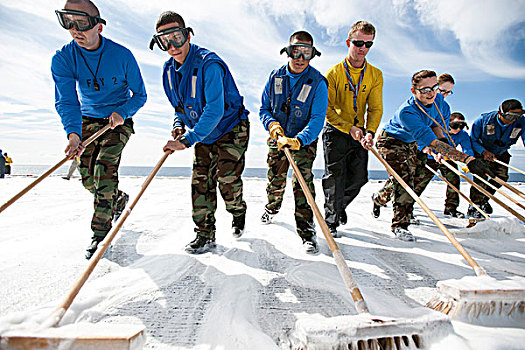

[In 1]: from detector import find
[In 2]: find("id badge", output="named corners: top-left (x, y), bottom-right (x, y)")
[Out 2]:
top-left (511, 128), bottom-right (522, 139)
top-left (274, 77), bottom-right (283, 95)
top-left (486, 124), bottom-right (495, 135)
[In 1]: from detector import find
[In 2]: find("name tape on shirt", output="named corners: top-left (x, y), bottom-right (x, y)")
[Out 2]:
top-left (297, 84), bottom-right (312, 103)
top-left (274, 77), bottom-right (283, 95)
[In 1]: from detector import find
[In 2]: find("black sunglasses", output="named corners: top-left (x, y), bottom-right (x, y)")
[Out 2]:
top-left (450, 121), bottom-right (468, 130)
top-left (438, 88), bottom-right (454, 95)
top-left (350, 40), bottom-right (374, 48)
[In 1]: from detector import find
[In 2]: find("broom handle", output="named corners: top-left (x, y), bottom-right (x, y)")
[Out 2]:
top-left (491, 176), bottom-right (525, 200)
top-left (424, 164), bottom-right (490, 220)
top-left (370, 148), bottom-right (487, 276)
top-left (282, 146), bottom-right (370, 314)
top-left (494, 158), bottom-right (525, 176)
top-left (48, 151), bottom-right (171, 327)
top-left (0, 124), bottom-right (112, 214)
top-left (470, 172), bottom-right (525, 211)
top-left (440, 159), bottom-right (525, 223)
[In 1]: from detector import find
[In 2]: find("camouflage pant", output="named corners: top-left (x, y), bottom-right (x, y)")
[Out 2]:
top-left (192, 119), bottom-right (250, 239)
top-left (375, 152), bottom-right (461, 211)
top-left (79, 117), bottom-right (133, 238)
top-left (265, 138), bottom-right (317, 238)
top-left (413, 156), bottom-right (461, 210)
top-left (376, 131), bottom-right (423, 230)
top-left (470, 152), bottom-right (510, 205)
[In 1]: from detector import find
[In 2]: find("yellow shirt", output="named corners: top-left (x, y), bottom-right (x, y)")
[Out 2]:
top-left (4, 157), bottom-right (12, 166)
top-left (325, 58), bottom-right (383, 134)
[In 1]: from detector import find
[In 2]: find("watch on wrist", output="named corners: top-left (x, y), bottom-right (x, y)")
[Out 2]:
top-left (179, 136), bottom-right (191, 148)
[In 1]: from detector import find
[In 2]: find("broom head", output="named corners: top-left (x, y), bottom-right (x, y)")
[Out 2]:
top-left (427, 275), bottom-right (525, 327)
top-left (281, 307), bottom-right (452, 349)
top-left (0, 322), bottom-right (145, 350)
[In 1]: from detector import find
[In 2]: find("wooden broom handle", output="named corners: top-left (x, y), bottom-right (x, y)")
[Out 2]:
top-left (440, 159), bottom-right (525, 223)
top-left (282, 146), bottom-right (369, 314)
top-left (494, 158), bottom-right (525, 176)
top-left (470, 172), bottom-right (525, 211)
top-left (0, 124), bottom-right (112, 214)
top-left (49, 151), bottom-right (171, 327)
top-left (370, 148), bottom-right (487, 276)
top-left (492, 176), bottom-right (525, 201)
top-left (425, 164), bottom-right (490, 220)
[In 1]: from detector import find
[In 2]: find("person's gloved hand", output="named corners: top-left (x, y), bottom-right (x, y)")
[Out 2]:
top-left (277, 136), bottom-right (301, 151)
top-left (171, 126), bottom-right (185, 140)
top-left (482, 150), bottom-right (496, 161)
top-left (467, 157), bottom-right (496, 178)
top-left (269, 122), bottom-right (285, 141)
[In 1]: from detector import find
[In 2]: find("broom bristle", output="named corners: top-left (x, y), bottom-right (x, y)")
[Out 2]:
top-left (427, 292), bottom-right (525, 326)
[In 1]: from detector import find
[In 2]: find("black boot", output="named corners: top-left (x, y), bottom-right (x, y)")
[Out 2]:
top-left (232, 213), bottom-right (246, 239)
top-left (302, 235), bottom-right (319, 254)
top-left (468, 204), bottom-right (484, 219)
top-left (85, 236), bottom-right (104, 260)
top-left (444, 208), bottom-right (465, 218)
top-left (113, 191), bottom-right (129, 223)
top-left (480, 202), bottom-right (493, 214)
top-left (371, 194), bottom-right (381, 218)
top-left (338, 211), bottom-right (347, 225)
top-left (185, 236), bottom-right (216, 254)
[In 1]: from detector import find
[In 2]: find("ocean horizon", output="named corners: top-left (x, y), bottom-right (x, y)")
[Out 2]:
top-left (7, 165), bottom-right (525, 182)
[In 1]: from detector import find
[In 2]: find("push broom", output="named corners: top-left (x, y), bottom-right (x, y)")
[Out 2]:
top-left (0, 151), bottom-right (171, 350)
top-left (280, 145), bottom-right (452, 350)
top-left (0, 124), bottom-right (111, 214)
top-left (370, 148), bottom-right (525, 326)
top-left (424, 164), bottom-right (490, 223)
top-left (438, 159), bottom-right (525, 223)
top-left (492, 159), bottom-right (525, 200)
top-left (469, 170), bottom-right (525, 211)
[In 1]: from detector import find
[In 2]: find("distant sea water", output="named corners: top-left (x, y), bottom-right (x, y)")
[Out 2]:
top-left (8, 165), bottom-right (525, 182)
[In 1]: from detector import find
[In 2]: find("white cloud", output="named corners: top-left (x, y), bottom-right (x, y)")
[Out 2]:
top-left (0, 0), bottom-right (524, 168)
top-left (413, 0), bottom-right (525, 78)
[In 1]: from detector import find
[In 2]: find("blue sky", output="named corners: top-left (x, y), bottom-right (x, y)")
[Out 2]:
top-left (0, 0), bottom-right (524, 171)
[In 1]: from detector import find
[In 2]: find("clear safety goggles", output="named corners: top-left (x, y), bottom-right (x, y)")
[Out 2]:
top-left (501, 111), bottom-right (524, 122)
top-left (280, 43), bottom-right (321, 61)
top-left (415, 83), bottom-right (439, 95)
top-left (55, 9), bottom-right (106, 32)
top-left (149, 27), bottom-right (194, 51)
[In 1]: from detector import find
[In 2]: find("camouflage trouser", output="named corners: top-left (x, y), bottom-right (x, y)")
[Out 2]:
top-left (376, 131), bottom-right (423, 230)
top-left (265, 138), bottom-right (317, 238)
top-left (375, 152), bottom-right (461, 211)
top-left (375, 177), bottom-right (394, 206)
top-left (470, 152), bottom-right (510, 205)
top-left (412, 155), bottom-right (461, 211)
top-left (79, 117), bottom-right (133, 238)
top-left (192, 119), bottom-right (250, 239)
top-left (322, 123), bottom-right (369, 228)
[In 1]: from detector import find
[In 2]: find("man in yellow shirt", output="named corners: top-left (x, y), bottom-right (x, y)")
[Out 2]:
top-left (322, 21), bottom-right (383, 237)
top-left (3, 152), bottom-right (12, 175)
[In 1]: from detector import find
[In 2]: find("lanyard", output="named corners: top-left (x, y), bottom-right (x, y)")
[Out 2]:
top-left (414, 98), bottom-right (456, 147)
top-left (343, 59), bottom-right (367, 126)
top-left (78, 49), bottom-right (103, 92)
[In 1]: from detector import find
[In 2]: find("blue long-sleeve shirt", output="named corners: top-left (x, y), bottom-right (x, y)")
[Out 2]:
top-left (470, 111), bottom-right (525, 155)
top-left (450, 129), bottom-right (474, 156)
top-left (52, 36), bottom-right (147, 138)
top-left (163, 44), bottom-right (248, 146)
top-left (259, 65), bottom-right (328, 146)
top-left (171, 61), bottom-right (225, 145)
top-left (383, 93), bottom-right (450, 148)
